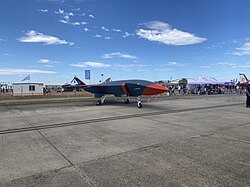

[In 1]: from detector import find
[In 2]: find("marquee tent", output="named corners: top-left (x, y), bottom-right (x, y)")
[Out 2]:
top-left (188, 77), bottom-right (224, 85)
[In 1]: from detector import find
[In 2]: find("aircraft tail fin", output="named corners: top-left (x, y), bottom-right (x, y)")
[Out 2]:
top-left (71, 76), bottom-right (86, 85)
top-left (103, 77), bottom-right (112, 83)
top-left (239, 73), bottom-right (248, 84)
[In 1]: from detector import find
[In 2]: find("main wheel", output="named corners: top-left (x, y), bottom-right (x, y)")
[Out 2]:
top-left (137, 102), bottom-right (142, 108)
top-left (124, 99), bottom-right (130, 104)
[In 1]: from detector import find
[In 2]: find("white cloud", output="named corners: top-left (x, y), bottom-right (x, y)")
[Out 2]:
top-left (232, 39), bottom-right (240, 44)
top-left (38, 59), bottom-right (61, 66)
top-left (154, 68), bottom-right (172, 71)
top-left (38, 59), bottom-right (51, 64)
top-left (200, 65), bottom-right (211, 69)
top-left (59, 19), bottom-right (81, 26)
top-left (59, 19), bottom-right (80, 26)
top-left (71, 62), bottom-right (147, 72)
top-left (212, 61), bottom-right (250, 68)
top-left (71, 22), bottom-right (80, 25)
top-left (102, 52), bottom-right (138, 60)
top-left (0, 68), bottom-right (56, 75)
top-left (38, 9), bottom-right (48, 12)
top-left (83, 28), bottom-right (89, 32)
top-left (123, 32), bottom-right (133, 38)
top-left (138, 69), bottom-right (148, 72)
top-left (136, 21), bottom-right (207, 45)
top-left (101, 26), bottom-right (109, 32)
top-left (112, 28), bottom-right (121, 32)
top-left (104, 36), bottom-right (112, 40)
top-left (55, 9), bottom-right (81, 26)
top-left (239, 62), bottom-right (250, 68)
top-left (46, 0), bottom-right (88, 2)
top-left (45, 0), bottom-right (65, 2)
top-left (215, 62), bottom-right (237, 66)
top-left (81, 22), bottom-right (87, 25)
top-left (203, 43), bottom-right (224, 49)
top-left (71, 8), bottom-right (80, 12)
top-left (55, 9), bottom-right (64, 14)
top-left (167, 61), bottom-right (188, 67)
top-left (70, 62), bottom-right (110, 68)
top-left (112, 63), bottom-right (147, 72)
top-left (93, 34), bottom-right (102, 38)
top-left (89, 14), bottom-right (94, 19)
top-left (233, 41), bottom-right (250, 56)
top-left (18, 30), bottom-right (74, 45)
top-left (63, 15), bottom-right (69, 20)
top-left (113, 64), bottom-right (146, 68)
top-left (59, 19), bottom-right (68, 24)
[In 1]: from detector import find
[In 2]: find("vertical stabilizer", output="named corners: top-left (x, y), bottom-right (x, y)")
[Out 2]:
top-left (103, 77), bottom-right (112, 83)
top-left (239, 73), bottom-right (248, 84)
top-left (71, 76), bottom-right (86, 85)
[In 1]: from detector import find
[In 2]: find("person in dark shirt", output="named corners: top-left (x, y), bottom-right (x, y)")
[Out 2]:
top-left (246, 84), bottom-right (250, 108)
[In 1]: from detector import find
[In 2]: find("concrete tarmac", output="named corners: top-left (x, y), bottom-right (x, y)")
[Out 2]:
top-left (0, 95), bottom-right (249, 186)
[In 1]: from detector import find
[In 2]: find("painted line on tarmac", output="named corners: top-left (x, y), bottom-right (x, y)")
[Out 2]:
top-left (0, 103), bottom-right (242, 135)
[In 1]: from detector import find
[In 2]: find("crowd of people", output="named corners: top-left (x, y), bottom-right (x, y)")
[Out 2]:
top-left (167, 84), bottom-right (248, 96)
top-left (246, 84), bottom-right (250, 108)
top-left (167, 83), bottom-right (250, 108)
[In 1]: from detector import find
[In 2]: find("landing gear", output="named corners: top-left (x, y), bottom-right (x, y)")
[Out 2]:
top-left (137, 101), bottom-right (142, 108)
top-left (123, 98), bottom-right (130, 104)
top-left (96, 95), bottom-right (107, 105)
top-left (137, 96), bottom-right (142, 108)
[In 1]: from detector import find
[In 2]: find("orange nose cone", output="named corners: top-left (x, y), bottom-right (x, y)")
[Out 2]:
top-left (143, 84), bottom-right (168, 95)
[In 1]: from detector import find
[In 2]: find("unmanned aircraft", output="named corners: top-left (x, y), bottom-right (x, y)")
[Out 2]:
top-left (80, 78), bottom-right (168, 108)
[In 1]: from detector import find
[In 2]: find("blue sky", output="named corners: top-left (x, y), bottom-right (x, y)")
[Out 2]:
top-left (0, 0), bottom-right (250, 83)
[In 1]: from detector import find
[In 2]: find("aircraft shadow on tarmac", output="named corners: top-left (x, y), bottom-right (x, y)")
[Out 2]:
top-left (101, 98), bottom-right (170, 111)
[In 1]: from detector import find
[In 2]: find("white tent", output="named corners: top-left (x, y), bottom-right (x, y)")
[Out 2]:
top-left (188, 76), bottom-right (224, 85)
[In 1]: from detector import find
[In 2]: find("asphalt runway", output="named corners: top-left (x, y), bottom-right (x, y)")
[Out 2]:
top-left (0, 95), bottom-right (249, 187)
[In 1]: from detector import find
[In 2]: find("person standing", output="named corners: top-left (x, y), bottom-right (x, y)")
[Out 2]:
top-left (246, 84), bottom-right (250, 108)
top-left (178, 85), bottom-right (181, 95)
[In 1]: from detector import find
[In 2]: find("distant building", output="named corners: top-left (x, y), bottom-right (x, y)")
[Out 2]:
top-left (0, 83), bottom-right (13, 93)
top-left (12, 82), bottom-right (44, 96)
top-left (44, 83), bottom-right (65, 92)
top-left (160, 78), bottom-right (188, 87)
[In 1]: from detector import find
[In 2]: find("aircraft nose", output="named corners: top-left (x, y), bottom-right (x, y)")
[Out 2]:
top-left (143, 84), bottom-right (168, 95)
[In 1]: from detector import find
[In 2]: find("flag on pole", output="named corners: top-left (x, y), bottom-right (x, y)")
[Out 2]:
top-left (85, 70), bottom-right (90, 80)
top-left (21, 75), bottom-right (30, 82)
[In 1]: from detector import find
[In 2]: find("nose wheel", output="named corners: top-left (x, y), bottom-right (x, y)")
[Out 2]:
top-left (137, 96), bottom-right (142, 108)
top-left (137, 101), bottom-right (142, 108)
